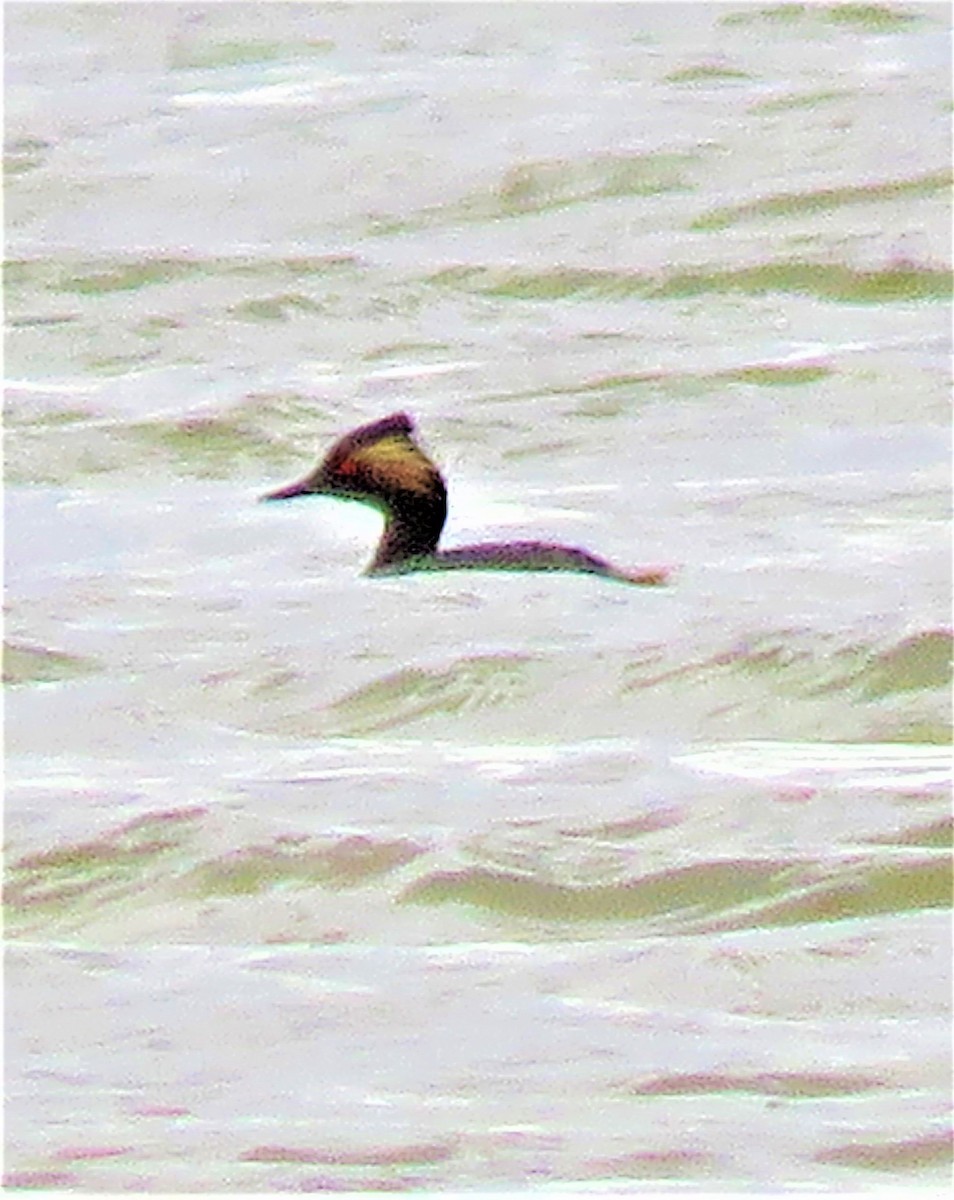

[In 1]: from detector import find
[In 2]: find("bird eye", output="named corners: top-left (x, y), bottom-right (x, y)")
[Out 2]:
top-left (338, 457), bottom-right (358, 476)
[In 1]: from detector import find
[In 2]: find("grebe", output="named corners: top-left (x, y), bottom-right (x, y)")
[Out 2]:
top-left (262, 412), bottom-right (670, 586)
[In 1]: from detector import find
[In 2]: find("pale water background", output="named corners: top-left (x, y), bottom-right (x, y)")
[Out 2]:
top-left (4, 2), bottom-right (952, 1192)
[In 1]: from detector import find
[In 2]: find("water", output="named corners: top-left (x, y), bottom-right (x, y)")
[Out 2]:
top-left (5, 2), bottom-right (951, 1191)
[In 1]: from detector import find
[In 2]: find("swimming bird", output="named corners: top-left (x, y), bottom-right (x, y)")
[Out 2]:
top-left (262, 412), bottom-right (670, 585)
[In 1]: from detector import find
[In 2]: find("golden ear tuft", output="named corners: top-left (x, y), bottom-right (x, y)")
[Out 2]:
top-left (351, 434), bottom-right (440, 495)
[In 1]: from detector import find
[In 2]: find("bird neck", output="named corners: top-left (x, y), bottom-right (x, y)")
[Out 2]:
top-left (371, 490), bottom-right (447, 571)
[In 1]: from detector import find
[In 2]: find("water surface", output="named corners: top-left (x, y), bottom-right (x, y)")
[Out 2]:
top-left (5, 2), bottom-right (951, 1192)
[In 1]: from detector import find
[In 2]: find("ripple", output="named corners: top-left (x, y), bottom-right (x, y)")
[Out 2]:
top-left (814, 1128), bottom-right (952, 1172)
top-left (325, 654), bottom-right (537, 735)
top-left (691, 170), bottom-right (951, 231)
top-left (621, 1068), bottom-right (889, 1098)
top-left (400, 849), bottom-right (951, 932)
top-left (430, 261), bottom-right (952, 303)
top-left (3, 641), bottom-right (101, 686)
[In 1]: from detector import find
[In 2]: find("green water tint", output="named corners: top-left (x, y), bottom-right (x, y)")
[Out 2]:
top-left (6, 312), bottom-right (80, 328)
top-left (708, 854), bottom-right (953, 932)
top-left (815, 1130), bottom-right (954, 1173)
top-left (721, 4), bottom-right (923, 32)
top-left (130, 390), bottom-right (335, 477)
top-left (723, 3), bottom-right (817, 25)
top-left (5, 392), bottom-right (316, 485)
top-left (5, 254), bottom-right (360, 390)
top-left (325, 654), bottom-right (537, 737)
top-left (57, 259), bottom-right (203, 295)
top-left (6, 252), bottom-right (359, 296)
top-left (239, 1142), bottom-right (457, 1168)
top-left (401, 858), bottom-right (794, 923)
top-left (431, 260), bottom-right (950, 303)
top-left (131, 414), bottom-right (284, 477)
top-left (134, 315), bottom-right (186, 339)
top-left (4, 808), bottom-right (204, 938)
top-left (718, 364), bottom-right (831, 385)
top-left (401, 851), bottom-right (951, 929)
top-left (866, 816), bottom-right (952, 849)
top-left (4, 136), bottom-right (51, 176)
top-left (476, 363), bottom-right (839, 421)
top-left (493, 153), bottom-right (697, 213)
top-left (714, 630), bottom-right (954, 698)
top-left (271, 633), bottom-right (950, 744)
top-left (664, 65), bottom-right (753, 85)
top-left (750, 89), bottom-right (853, 114)
top-left (819, 630), bottom-right (954, 701)
top-left (8, 811), bottom-right (948, 941)
top-left (370, 152), bottom-right (698, 235)
top-left (620, 1070), bottom-right (888, 1098)
top-left (692, 170), bottom-right (953, 231)
top-left (623, 630), bottom-right (953, 744)
top-left (504, 360), bottom-right (835, 413)
top-left (362, 339), bottom-right (455, 362)
top-left (229, 294), bottom-right (326, 322)
top-left (4, 406), bottom-right (90, 429)
top-left (3, 641), bottom-right (99, 686)
top-left (5, 813), bottom-right (423, 933)
top-left (168, 37), bottom-right (334, 71)
top-left (189, 835), bottom-right (424, 898)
